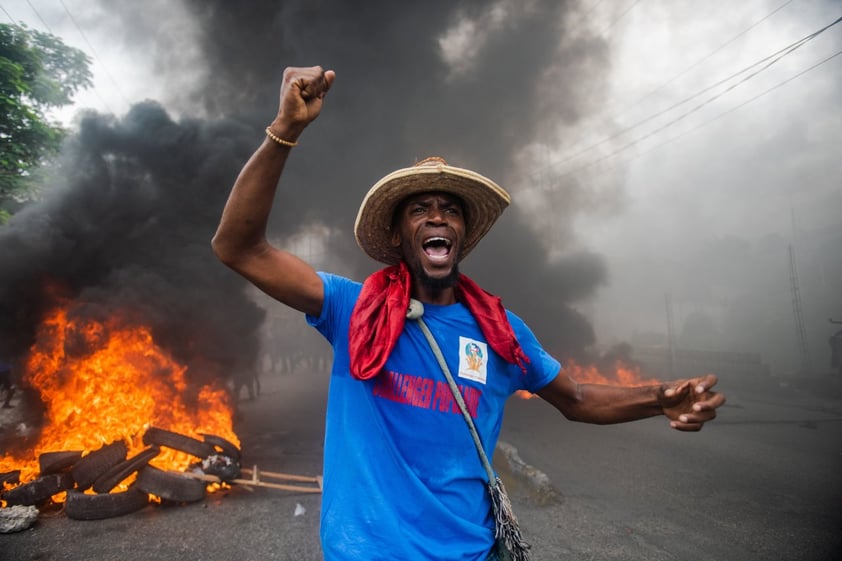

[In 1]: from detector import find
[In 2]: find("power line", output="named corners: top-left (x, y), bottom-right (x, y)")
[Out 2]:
top-left (604, 28), bottom-right (835, 158)
top-left (3, 0), bottom-right (116, 116)
top-left (524, 48), bottom-right (841, 189)
top-left (615, 0), bottom-right (794, 120)
top-left (57, 0), bottom-right (130, 107)
top-left (0, 5), bottom-right (15, 23)
top-left (598, 0), bottom-right (642, 37)
top-left (530, 14), bottom-right (842, 182)
top-left (25, 0), bottom-right (53, 33)
top-left (630, 49), bottom-right (842, 162)
top-left (580, 0), bottom-right (605, 22)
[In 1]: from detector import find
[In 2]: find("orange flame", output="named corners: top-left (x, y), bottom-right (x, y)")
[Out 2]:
top-left (515, 359), bottom-right (660, 400)
top-left (0, 301), bottom-right (239, 500)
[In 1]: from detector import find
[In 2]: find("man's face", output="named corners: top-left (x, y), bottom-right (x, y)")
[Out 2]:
top-left (392, 191), bottom-right (466, 288)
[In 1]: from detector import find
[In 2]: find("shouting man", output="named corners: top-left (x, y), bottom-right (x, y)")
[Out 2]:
top-left (212, 66), bottom-right (725, 561)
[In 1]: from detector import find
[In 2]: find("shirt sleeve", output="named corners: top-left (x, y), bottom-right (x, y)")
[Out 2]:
top-left (306, 272), bottom-right (361, 345)
top-left (507, 311), bottom-right (561, 393)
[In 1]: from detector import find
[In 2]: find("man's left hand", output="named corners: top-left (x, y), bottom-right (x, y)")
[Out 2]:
top-left (659, 374), bottom-right (726, 432)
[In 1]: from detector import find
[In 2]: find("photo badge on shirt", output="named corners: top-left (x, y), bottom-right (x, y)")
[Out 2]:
top-left (458, 336), bottom-right (488, 384)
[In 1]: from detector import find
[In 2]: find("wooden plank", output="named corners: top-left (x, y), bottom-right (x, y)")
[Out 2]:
top-left (240, 467), bottom-right (320, 483)
top-left (172, 469), bottom-right (322, 494)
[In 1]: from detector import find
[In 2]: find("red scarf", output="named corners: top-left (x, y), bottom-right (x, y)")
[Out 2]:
top-left (349, 261), bottom-right (530, 380)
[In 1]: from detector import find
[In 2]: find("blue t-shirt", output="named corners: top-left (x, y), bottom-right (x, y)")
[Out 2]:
top-left (307, 273), bottom-right (560, 561)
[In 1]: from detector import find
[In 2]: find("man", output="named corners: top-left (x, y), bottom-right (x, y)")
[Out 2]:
top-left (212, 66), bottom-right (725, 561)
top-left (0, 357), bottom-right (13, 408)
top-left (0, 345), bottom-right (14, 409)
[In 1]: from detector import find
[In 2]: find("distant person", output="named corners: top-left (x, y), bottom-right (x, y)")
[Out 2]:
top-left (232, 370), bottom-right (260, 401)
top-left (212, 66), bottom-right (726, 561)
top-left (0, 356), bottom-right (14, 408)
top-left (830, 324), bottom-right (842, 377)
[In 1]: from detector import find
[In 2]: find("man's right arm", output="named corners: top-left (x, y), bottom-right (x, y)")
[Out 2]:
top-left (211, 66), bottom-right (335, 317)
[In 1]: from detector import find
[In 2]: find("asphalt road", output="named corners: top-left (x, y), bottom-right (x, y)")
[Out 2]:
top-left (2, 371), bottom-right (840, 561)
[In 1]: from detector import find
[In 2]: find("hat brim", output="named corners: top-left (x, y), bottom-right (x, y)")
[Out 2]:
top-left (354, 161), bottom-right (511, 265)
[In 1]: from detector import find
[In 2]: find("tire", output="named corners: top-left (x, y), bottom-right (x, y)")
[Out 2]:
top-left (38, 450), bottom-right (84, 475)
top-left (135, 465), bottom-right (206, 503)
top-left (71, 441), bottom-right (128, 490)
top-left (92, 446), bottom-right (160, 494)
top-left (198, 454), bottom-right (241, 482)
top-left (142, 427), bottom-right (214, 459)
top-left (1, 472), bottom-right (74, 506)
top-left (0, 470), bottom-right (20, 487)
top-left (199, 433), bottom-right (241, 461)
top-left (65, 486), bottom-right (149, 520)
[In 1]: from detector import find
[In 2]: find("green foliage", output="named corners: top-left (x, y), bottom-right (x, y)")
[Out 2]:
top-left (0, 23), bottom-right (92, 217)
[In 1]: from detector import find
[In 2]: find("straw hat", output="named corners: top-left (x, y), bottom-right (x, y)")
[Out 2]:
top-left (354, 157), bottom-right (511, 265)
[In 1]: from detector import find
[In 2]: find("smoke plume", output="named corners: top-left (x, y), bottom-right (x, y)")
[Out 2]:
top-left (0, 0), bottom-right (615, 378)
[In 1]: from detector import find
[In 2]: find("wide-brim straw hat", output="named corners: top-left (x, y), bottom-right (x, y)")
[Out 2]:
top-left (354, 157), bottom-right (511, 265)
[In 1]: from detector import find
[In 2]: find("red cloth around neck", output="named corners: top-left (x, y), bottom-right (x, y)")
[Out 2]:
top-left (349, 261), bottom-right (530, 380)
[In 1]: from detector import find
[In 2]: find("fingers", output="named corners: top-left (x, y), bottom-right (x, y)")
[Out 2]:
top-left (323, 69), bottom-right (336, 92)
top-left (670, 409), bottom-right (715, 431)
top-left (275, 66), bottom-right (335, 131)
top-left (664, 374), bottom-right (719, 398)
top-left (694, 390), bottom-right (726, 412)
top-left (670, 419), bottom-right (705, 432)
top-left (663, 379), bottom-right (691, 398)
top-left (693, 373), bottom-right (719, 394)
top-left (295, 67), bottom-right (335, 101)
top-left (669, 393), bottom-right (723, 431)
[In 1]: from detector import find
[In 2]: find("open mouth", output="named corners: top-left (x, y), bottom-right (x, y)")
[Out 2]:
top-left (422, 236), bottom-right (452, 260)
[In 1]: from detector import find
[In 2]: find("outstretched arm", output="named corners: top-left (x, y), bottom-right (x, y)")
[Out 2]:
top-left (212, 66), bottom-right (335, 317)
top-left (537, 372), bottom-right (725, 432)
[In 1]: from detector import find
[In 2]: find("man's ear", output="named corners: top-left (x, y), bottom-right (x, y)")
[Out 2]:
top-left (390, 228), bottom-right (401, 248)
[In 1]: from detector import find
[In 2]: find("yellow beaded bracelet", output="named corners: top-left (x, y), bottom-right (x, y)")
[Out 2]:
top-left (265, 126), bottom-right (298, 147)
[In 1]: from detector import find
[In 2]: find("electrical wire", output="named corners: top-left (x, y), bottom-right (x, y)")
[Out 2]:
top-left (24, 0), bottom-right (52, 33)
top-left (530, 14), bottom-right (842, 181)
top-left (598, 0), bottom-right (642, 37)
top-left (57, 0), bottom-right (130, 107)
top-left (525, 48), bottom-right (842, 189)
top-left (615, 0), bottom-right (794, 120)
top-left (0, 5), bottom-right (15, 23)
top-left (2, 0), bottom-right (116, 116)
top-left (631, 49), bottom-right (842, 163)
top-left (607, 22), bottom-right (837, 156)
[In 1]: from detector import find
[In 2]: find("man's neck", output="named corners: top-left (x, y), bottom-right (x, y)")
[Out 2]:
top-left (411, 277), bottom-right (458, 306)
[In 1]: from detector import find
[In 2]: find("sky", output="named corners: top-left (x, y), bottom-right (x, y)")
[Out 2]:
top-left (1, 0), bottom-right (840, 380)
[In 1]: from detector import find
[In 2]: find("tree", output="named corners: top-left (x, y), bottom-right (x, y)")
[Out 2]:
top-left (0, 23), bottom-right (92, 223)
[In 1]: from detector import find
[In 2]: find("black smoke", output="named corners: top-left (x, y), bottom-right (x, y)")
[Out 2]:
top-left (0, 104), bottom-right (263, 385)
top-left (0, 0), bottom-right (615, 381)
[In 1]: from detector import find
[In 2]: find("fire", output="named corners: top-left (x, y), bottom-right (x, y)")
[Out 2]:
top-left (0, 301), bottom-right (239, 497)
top-left (515, 359), bottom-right (660, 400)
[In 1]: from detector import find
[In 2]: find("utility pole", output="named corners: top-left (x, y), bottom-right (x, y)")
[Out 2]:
top-left (788, 245), bottom-right (810, 376)
top-left (665, 293), bottom-right (677, 379)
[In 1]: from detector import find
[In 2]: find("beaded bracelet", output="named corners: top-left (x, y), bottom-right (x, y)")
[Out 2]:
top-left (265, 126), bottom-right (298, 147)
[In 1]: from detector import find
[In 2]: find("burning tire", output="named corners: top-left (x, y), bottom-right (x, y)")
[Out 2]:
top-left (71, 441), bottom-right (129, 491)
top-left (0, 471), bottom-right (20, 487)
top-left (142, 427), bottom-right (214, 459)
top-left (92, 446), bottom-right (160, 494)
top-left (38, 450), bottom-right (83, 476)
top-left (135, 465), bottom-right (206, 503)
top-left (196, 454), bottom-right (241, 482)
top-left (200, 433), bottom-right (241, 461)
top-left (65, 486), bottom-right (149, 520)
top-left (1, 472), bottom-right (74, 506)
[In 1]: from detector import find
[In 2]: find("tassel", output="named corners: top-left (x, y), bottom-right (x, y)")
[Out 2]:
top-left (488, 476), bottom-right (531, 561)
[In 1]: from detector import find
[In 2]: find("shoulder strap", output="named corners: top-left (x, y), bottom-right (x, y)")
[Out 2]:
top-left (406, 299), bottom-right (532, 561)
top-left (407, 299), bottom-right (496, 484)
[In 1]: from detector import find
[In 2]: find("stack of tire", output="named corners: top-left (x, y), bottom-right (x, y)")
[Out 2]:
top-left (0, 427), bottom-right (240, 521)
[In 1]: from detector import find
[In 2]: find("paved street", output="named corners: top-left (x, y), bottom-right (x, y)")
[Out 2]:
top-left (2, 371), bottom-right (840, 561)
top-left (499, 381), bottom-right (842, 561)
